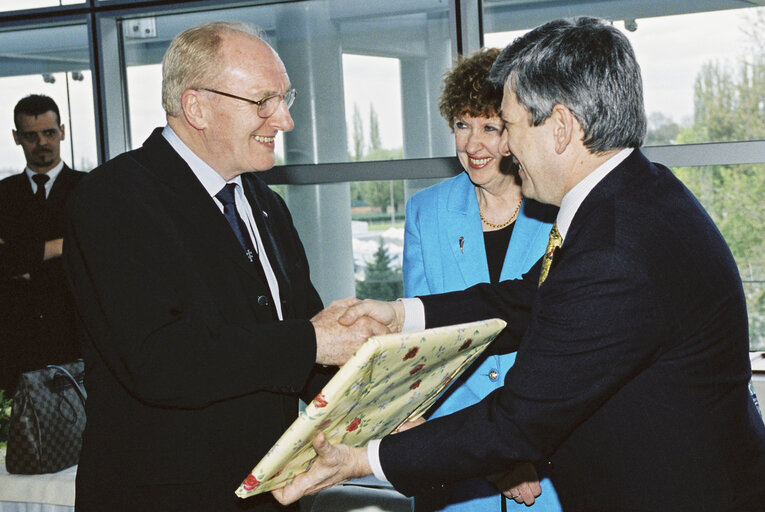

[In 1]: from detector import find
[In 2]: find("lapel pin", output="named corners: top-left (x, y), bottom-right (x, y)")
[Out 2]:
top-left (262, 210), bottom-right (268, 218)
top-left (459, 236), bottom-right (465, 253)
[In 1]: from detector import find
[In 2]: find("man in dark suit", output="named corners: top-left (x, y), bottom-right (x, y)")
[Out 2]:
top-left (0, 94), bottom-right (84, 395)
top-left (273, 17), bottom-right (765, 511)
top-left (63, 22), bottom-right (385, 512)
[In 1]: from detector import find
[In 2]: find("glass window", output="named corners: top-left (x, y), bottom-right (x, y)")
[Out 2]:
top-left (350, 178), bottom-right (404, 300)
top-left (121, 0), bottom-right (453, 165)
top-left (0, 23), bottom-right (96, 179)
top-left (0, 0), bottom-right (84, 12)
top-left (484, 3), bottom-right (765, 145)
top-left (120, 0), bottom-right (452, 302)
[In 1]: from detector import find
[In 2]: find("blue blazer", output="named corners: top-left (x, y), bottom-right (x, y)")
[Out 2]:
top-left (403, 171), bottom-right (560, 511)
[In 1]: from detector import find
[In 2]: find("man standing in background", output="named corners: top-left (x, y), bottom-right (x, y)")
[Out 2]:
top-left (0, 94), bottom-right (84, 394)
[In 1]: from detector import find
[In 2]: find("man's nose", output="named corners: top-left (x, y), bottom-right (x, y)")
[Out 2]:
top-left (272, 100), bottom-right (294, 132)
top-left (499, 129), bottom-right (512, 157)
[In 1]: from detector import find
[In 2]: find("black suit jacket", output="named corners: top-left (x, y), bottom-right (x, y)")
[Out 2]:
top-left (64, 129), bottom-right (329, 511)
top-left (0, 165), bottom-right (84, 394)
top-left (380, 150), bottom-right (765, 511)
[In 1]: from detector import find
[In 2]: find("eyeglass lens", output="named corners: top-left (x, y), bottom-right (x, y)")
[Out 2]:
top-left (258, 89), bottom-right (296, 117)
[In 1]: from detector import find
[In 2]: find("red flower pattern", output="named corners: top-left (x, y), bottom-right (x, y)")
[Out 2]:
top-left (403, 347), bottom-right (419, 360)
top-left (346, 417), bottom-right (362, 432)
top-left (243, 474), bottom-right (260, 491)
top-left (409, 363), bottom-right (424, 375)
top-left (410, 380), bottom-right (421, 390)
top-left (458, 339), bottom-right (473, 351)
top-left (313, 393), bottom-right (328, 408)
top-left (317, 418), bottom-right (332, 430)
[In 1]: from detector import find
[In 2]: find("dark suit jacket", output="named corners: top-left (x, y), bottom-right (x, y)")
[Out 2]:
top-left (64, 128), bottom-right (330, 511)
top-left (0, 165), bottom-right (84, 394)
top-left (380, 150), bottom-right (765, 511)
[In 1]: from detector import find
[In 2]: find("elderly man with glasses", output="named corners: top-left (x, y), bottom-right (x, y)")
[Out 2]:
top-left (64, 21), bottom-right (386, 512)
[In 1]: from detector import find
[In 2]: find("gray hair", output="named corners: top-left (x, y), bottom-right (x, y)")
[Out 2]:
top-left (489, 17), bottom-right (646, 152)
top-left (161, 21), bottom-right (266, 117)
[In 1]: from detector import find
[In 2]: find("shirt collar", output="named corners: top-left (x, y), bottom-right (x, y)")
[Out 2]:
top-left (25, 160), bottom-right (64, 186)
top-left (556, 147), bottom-right (633, 242)
top-left (161, 124), bottom-right (243, 197)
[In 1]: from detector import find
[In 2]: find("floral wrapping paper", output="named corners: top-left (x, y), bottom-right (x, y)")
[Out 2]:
top-left (235, 318), bottom-right (506, 498)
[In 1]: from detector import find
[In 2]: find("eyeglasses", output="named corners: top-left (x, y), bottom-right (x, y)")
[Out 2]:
top-left (198, 87), bottom-right (296, 118)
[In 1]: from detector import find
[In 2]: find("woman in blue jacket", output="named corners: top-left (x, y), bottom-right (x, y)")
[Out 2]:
top-left (403, 48), bottom-right (560, 512)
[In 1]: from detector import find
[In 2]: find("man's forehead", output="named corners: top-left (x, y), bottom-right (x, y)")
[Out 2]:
top-left (17, 111), bottom-right (59, 129)
top-left (220, 34), bottom-right (290, 91)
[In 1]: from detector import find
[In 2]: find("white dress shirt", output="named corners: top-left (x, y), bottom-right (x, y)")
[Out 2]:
top-left (162, 125), bottom-right (283, 320)
top-left (25, 160), bottom-right (64, 199)
top-left (370, 147), bottom-right (636, 481)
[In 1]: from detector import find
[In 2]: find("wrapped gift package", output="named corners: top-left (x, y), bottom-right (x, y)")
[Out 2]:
top-left (236, 318), bottom-right (506, 498)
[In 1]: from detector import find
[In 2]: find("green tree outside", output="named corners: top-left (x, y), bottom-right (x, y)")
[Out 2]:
top-left (356, 238), bottom-right (403, 301)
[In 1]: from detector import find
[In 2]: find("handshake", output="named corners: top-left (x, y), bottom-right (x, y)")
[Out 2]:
top-left (311, 297), bottom-right (406, 366)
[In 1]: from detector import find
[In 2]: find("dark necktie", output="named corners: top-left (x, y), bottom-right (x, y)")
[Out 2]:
top-left (215, 184), bottom-right (276, 318)
top-left (32, 173), bottom-right (49, 203)
top-left (215, 183), bottom-right (257, 263)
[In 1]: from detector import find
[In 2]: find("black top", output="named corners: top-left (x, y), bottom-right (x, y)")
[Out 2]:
top-left (483, 222), bottom-right (514, 283)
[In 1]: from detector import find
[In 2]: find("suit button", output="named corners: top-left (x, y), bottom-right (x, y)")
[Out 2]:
top-left (257, 295), bottom-right (270, 306)
top-left (488, 369), bottom-right (499, 381)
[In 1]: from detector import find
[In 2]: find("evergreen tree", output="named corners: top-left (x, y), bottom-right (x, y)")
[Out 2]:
top-left (356, 238), bottom-right (403, 301)
top-left (369, 105), bottom-right (382, 151)
top-left (352, 103), bottom-right (365, 161)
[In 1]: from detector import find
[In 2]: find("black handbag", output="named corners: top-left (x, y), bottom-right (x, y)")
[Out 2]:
top-left (5, 360), bottom-right (87, 474)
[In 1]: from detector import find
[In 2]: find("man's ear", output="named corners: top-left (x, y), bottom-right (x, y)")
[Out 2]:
top-left (12, 129), bottom-right (20, 146)
top-left (59, 124), bottom-right (66, 142)
top-left (180, 89), bottom-right (207, 130)
top-left (550, 104), bottom-right (575, 155)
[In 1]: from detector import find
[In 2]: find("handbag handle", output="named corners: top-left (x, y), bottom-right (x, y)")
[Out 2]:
top-left (47, 363), bottom-right (87, 407)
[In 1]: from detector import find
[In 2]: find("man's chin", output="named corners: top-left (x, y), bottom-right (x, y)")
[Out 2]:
top-left (31, 159), bottom-right (55, 168)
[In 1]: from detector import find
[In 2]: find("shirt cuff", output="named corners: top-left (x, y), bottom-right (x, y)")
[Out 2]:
top-left (399, 297), bottom-right (425, 332)
top-left (367, 439), bottom-right (388, 482)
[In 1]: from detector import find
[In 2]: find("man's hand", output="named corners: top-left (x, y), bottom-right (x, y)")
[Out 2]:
top-left (312, 298), bottom-right (389, 366)
top-left (338, 299), bottom-right (405, 333)
top-left (488, 463), bottom-right (542, 506)
top-left (44, 238), bottom-right (63, 260)
top-left (272, 433), bottom-right (371, 505)
top-left (393, 416), bottom-right (425, 433)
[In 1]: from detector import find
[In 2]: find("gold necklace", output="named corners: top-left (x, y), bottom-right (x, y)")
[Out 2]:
top-left (479, 197), bottom-right (522, 229)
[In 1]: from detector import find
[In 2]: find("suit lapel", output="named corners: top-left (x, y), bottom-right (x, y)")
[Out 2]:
top-left (500, 200), bottom-right (550, 280)
top-left (11, 172), bottom-right (33, 200)
top-left (241, 176), bottom-right (290, 296)
top-left (138, 130), bottom-right (266, 284)
top-left (445, 174), bottom-right (489, 287)
top-left (566, 149), bottom-right (645, 245)
top-left (47, 166), bottom-right (78, 211)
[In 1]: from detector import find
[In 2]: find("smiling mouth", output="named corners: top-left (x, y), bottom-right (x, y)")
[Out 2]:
top-left (469, 156), bottom-right (491, 168)
top-left (254, 135), bottom-right (274, 144)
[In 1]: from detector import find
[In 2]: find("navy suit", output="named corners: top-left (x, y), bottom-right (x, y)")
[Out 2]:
top-left (403, 171), bottom-right (560, 511)
top-left (0, 165), bottom-right (84, 394)
top-left (64, 129), bottom-right (330, 511)
top-left (381, 149), bottom-right (765, 511)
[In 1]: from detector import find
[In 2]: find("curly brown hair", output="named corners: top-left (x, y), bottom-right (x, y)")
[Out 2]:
top-left (438, 47), bottom-right (502, 132)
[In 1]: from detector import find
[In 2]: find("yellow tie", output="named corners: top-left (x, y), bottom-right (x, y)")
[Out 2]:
top-left (538, 222), bottom-right (562, 287)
